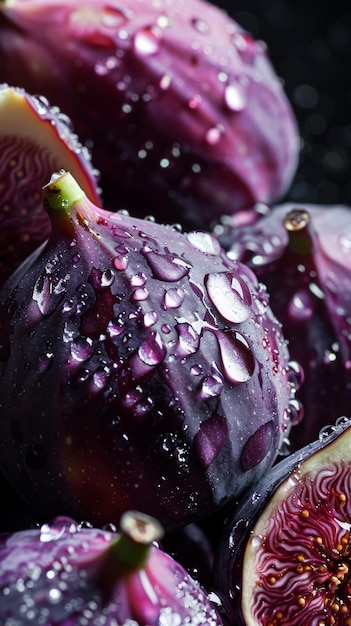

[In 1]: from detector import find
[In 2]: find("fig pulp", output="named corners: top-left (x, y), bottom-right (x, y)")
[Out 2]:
top-left (0, 510), bottom-right (224, 625)
top-left (214, 202), bottom-right (351, 451)
top-left (0, 171), bottom-right (301, 531)
top-left (0, 0), bottom-right (299, 227)
top-left (214, 416), bottom-right (351, 626)
top-left (0, 84), bottom-right (101, 287)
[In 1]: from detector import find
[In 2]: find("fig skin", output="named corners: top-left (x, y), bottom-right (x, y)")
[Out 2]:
top-left (0, 84), bottom-right (101, 287)
top-left (214, 202), bottom-right (351, 451)
top-left (0, 510), bottom-right (224, 625)
top-left (0, 171), bottom-right (301, 532)
top-left (213, 416), bottom-right (351, 626)
top-left (0, 0), bottom-right (299, 228)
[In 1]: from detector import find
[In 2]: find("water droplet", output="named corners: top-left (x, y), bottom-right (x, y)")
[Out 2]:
top-left (134, 26), bottom-right (162, 55)
top-left (138, 331), bottom-right (166, 366)
top-left (95, 55), bottom-right (119, 75)
top-left (191, 17), bottom-right (210, 34)
top-left (286, 397), bottom-right (304, 426)
top-left (191, 364), bottom-right (203, 376)
top-left (175, 322), bottom-right (200, 357)
top-left (287, 360), bottom-right (305, 392)
top-left (216, 330), bottom-right (255, 383)
top-left (224, 82), bottom-right (247, 112)
top-left (70, 337), bottom-right (94, 362)
top-left (143, 311), bottom-right (158, 327)
top-left (205, 126), bottom-right (222, 145)
top-left (114, 253), bottom-right (129, 270)
top-left (101, 6), bottom-right (129, 28)
top-left (205, 272), bottom-right (251, 323)
top-left (199, 373), bottom-right (223, 399)
top-left (163, 288), bottom-right (185, 309)
top-left (92, 366), bottom-right (110, 390)
top-left (132, 287), bottom-right (149, 301)
top-left (143, 249), bottom-right (191, 281)
top-left (101, 269), bottom-right (115, 287)
top-left (187, 231), bottom-right (221, 255)
top-left (240, 421), bottom-right (274, 471)
top-left (160, 74), bottom-right (172, 90)
top-left (194, 413), bottom-right (229, 469)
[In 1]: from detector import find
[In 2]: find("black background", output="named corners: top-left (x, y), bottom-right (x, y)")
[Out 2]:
top-left (214, 0), bottom-right (351, 208)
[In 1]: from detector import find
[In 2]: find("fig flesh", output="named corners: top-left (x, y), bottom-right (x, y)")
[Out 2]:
top-left (0, 0), bottom-right (299, 227)
top-left (0, 84), bottom-right (101, 286)
top-left (0, 171), bottom-right (301, 531)
top-left (0, 510), bottom-right (224, 625)
top-left (214, 202), bottom-right (351, 451)
top-left (214, 416), bottom-right (351, 626)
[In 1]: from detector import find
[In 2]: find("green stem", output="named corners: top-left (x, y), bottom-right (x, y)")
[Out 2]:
top-left (100, 511), bottom-right (164, 587)
top-left (43, 170), bottom-right (86, 213)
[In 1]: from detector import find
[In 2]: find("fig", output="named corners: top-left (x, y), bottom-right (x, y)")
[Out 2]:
top-left (213, 415), bottom-right (351, 626)
top-left (214, 202), bottom-right (351, 451)
top-left (0, 0), bottom-right (299, 227)
top-left (0, 509), bottom-right (224, 625)
top-left (0, 83), bottom-right (101, 286)
top-left (0, 170), bottom-right (301, 531)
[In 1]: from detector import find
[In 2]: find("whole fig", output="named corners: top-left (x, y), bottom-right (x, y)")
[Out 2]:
top-left (0, 509), bottom-right (224, 625)
top-left (215, 202), bottom-right (351, 450)
top-left (0, 83), bottom-right (101, 286)
top-left (214, 416), bottom-right (351, 626)
top-left (0, 0), bottom-right (299, 227)
top-left (0, 171), bottom-right (301, 531)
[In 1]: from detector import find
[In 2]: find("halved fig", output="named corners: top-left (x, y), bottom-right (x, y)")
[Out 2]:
top-left (214, 416), bottom-right (351, 625)
top-left (0, 84), bottom-right (101, 285)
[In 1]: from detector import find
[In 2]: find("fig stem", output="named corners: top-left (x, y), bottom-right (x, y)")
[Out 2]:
top-left (105, 511), bottom-right (164, 576)
top-left (43, 170), bottom-right (86, 213)
top-left (283, 208), bottom-right (313, 256)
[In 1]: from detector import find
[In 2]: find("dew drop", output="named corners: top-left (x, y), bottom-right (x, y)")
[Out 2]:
top-left (175, 322), bottom-right (200, 357)
top-left (130, 272), bottom-right (148, 287)
top-left (143, 310), bottom-right (158, 327)
top-left (134, 26), bottom-right (162, 55)
top-left (224, 82), bottom-right (247, 112)
top-left (286, 397), bottom-right (304, 426)
top-left (191, 17), bottom-right (210, 34)
top-left (205, 126), bottom-right (222, 145)
top-left (240, 421), bottom-right (274, 471)
top-left (132, 287), bottom-right (149, 301)
top-left (93, 366), bottom-right (110, 390)
top-left (114, 253), bottom-right (129, 270)
top-left (194, 413), bottom-right (229, 469)
top-left (205, 272), bottom-right (251, 323)
top-left (187, 231), bottom-right (221, 255)
top-left (101, 6), bottom-right (129, 28)
top-left (143, 249), bottom-right (191, 281)
top-left (101, 269), bottom-right (115, 287)
top-left (199, 374), bottom-right (223, 399)
top-left (216, 330), bottom-right (255, 383)
top-left (70, 337), bottom-right (94, 362)
top-left (163, 288), bottom-right (185, 309)
top-left (287, 360), bottom-right (305, 392)
top-left (138, 331), bottom-right (166, 366)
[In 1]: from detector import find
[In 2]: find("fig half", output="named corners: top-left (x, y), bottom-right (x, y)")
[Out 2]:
top-left (0, 84), bottom-right (101, 286)
top-left (214, 416), bottom-right (351, 625)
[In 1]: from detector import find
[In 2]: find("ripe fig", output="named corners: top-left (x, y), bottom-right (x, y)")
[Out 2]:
top-left (0, 510), bottom-right (224, 624)
top-left (213, 416), bottom-right (351, 626)
top-left (0, 171), bottom-right (301, 531)
top-left (214, 203), bottom-right (351, 451)
top-left (0, 0), bottom-right (299, 227)
top-left (0, 83), bottom-right (101, 286)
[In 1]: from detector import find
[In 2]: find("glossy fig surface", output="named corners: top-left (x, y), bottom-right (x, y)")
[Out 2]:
top-left (214, 416), bottom-right (351, 626)
top-left (0, 84), bottom-right (101, 286)
top-left (0, 171), bottom-right (300, 531)
top-left (0, 510), bottom-right (224, 625)
top-left (0, 0), bottom-right (299, 227)
top-left (215, 202), bottom-right (351, 450)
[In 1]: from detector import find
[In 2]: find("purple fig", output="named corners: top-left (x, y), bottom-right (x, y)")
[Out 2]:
top-left (0, 509), bottom-right (224, 624)
top-left (0, 83), bottom-right (101, 286)
top-left (0, 171), bottom-right (301, 531)
top-left (0, 0), bottom-right (299, 227)
top-left (214, 202), bottom-right (351, 451)
top-left (213, 415), bottom-right (351, 626)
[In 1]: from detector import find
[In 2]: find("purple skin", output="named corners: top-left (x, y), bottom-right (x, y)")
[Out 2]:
top-left (212, 416), bottom-right (351, 626)
top-left (0, 510), bottom-right (224, 625)
top-left (214, 202), bottom-right (351, 451)
top-left (0, 0), bottom-right (299, 228)
top-left (0, 171), bottom-right (301, 531)
top-left (0, 84), bottom-right (101, 287)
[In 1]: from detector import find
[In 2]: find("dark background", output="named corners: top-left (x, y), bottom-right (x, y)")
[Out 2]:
top-left (214, 0), bottom-right (351, 208)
